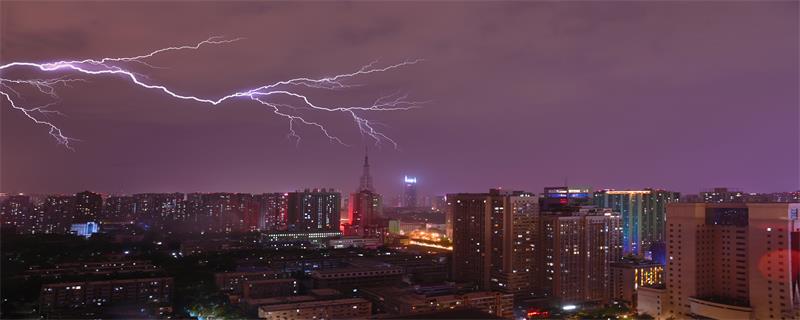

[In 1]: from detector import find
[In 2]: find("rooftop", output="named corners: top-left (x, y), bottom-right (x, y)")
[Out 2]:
top-left (258, 298), bottom-right (369, 312)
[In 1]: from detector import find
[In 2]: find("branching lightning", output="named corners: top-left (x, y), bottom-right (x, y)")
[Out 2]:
top-left (0, 36), bottom-right (423, 150)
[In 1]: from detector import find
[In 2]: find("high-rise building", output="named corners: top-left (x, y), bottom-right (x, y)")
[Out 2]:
top-left (535, 208), bottom-right (623, 304)
top-left (255, 193), bottom-right (289, 231)
top-left (102, 196), bottom-right (135, 222)
top-left (74, 191), bottom-right (103, 222)
top-left (130, 193), bottom-right (187, 231)
top-left (358, 149), bottom-right (374, 193)
top-left (347, 151), bottom-right (383, 236)
top-left (642, 202), bottom-right (800, 320)
top-left (594, 189), bottom-right (680, 258)
top-left (402, 176), bottom-right (418, 207)
top-left (287, 189), bottom-right (341, 232)
top-left (347, 191), bottom-right (382, 236)
top-left (448, 189), bottom-right (538, 296)
top-left (539, 186), bottom-right (593, 212)
top-left (184, 193), bottom-right (263, 233)
top-left (41, 195), bottom-right (75, 234)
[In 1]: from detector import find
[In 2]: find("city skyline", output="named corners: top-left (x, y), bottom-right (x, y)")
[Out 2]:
top-left (2, 2), bottom-right (799, 319)
top-left (2, 2), bottom-right (798, 196)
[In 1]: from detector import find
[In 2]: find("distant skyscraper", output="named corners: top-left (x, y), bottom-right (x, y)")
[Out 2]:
top-left (448, 189), bottom-right (538, 296)
top-left (641, 202), bottom-right (800, 320)
top-left (359, 149), bottom-right (374, 192)
top-left (539, 186), bottom-right (593, 212)
top-left (402, 176), bottom-right (418, 207)
top-left (287, 189), bottom-right (341, 232)
top-left (347, 151), bottom-right (383, 236)
top-left (701, 187), bottom-right (745, 203)
top-left (594, 189), bottom-right (680, 258)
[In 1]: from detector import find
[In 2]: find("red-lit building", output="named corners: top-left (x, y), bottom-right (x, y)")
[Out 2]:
top-left (344, 151), bottom-right (383, 236)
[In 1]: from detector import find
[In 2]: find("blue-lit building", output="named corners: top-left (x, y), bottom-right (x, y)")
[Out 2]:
top-left (539, 186), bottom-right (593, 212)
top-left (70, 221), bottom-right (99, 238)
top-left (593, 189), bottom-right (679, 260)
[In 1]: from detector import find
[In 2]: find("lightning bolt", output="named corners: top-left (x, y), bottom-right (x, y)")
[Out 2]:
top-left (0, 36), bottom-right (423, 150)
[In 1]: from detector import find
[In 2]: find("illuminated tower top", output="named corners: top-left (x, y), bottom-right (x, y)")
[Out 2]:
top-left (358, 148), bottom-right (374, 192)
top-left (403, 175), bottom-right (418, 207)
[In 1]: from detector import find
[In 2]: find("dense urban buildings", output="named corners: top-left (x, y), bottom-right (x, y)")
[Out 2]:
top-left (2, 1), bottom-right (797, 319)
top-left (638, 202), bottom-right (800, 320)
top-left (3, 186), bottom-right (799, 319)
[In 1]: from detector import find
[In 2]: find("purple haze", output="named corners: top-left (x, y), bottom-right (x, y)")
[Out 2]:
top-left (1, 2), bottom-right (798, 197)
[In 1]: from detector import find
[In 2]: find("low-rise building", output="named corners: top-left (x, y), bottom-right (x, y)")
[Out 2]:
top-left (363, 287), bottom-right (514, 319)
top-left (257, 298), bottom-right (371, 319)
top-left (261, 231), bottom-right (342, 249)
top-left (26, 260), bottom-right (160, 279)
top-left (328, 236), bottom-right (382, 249)
top-left (243, 279), bottom-right (298, 300)
top-left (39, 277), bottom-right (173, 318)
top-left (243, 295), bottom-right (317, 315)
top-left (636, 285), bottom-right (667, 320)
top-left (214, 270), bottom-right (285, 296)
top-left (610, 258), bottom-right (664, 307)
top-left (310, 266), bottom-right (404, 292)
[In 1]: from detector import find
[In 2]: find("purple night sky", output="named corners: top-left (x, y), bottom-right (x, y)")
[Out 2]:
top-left (1, 2), bottom-right (798, 197)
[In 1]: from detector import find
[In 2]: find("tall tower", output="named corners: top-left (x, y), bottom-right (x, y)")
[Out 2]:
top-left (359, 148), bottom-right (374, 192)
top-left (403, 176), bottom-right (418, 207)
top-left (347, 149), bottom-right (383, 236)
